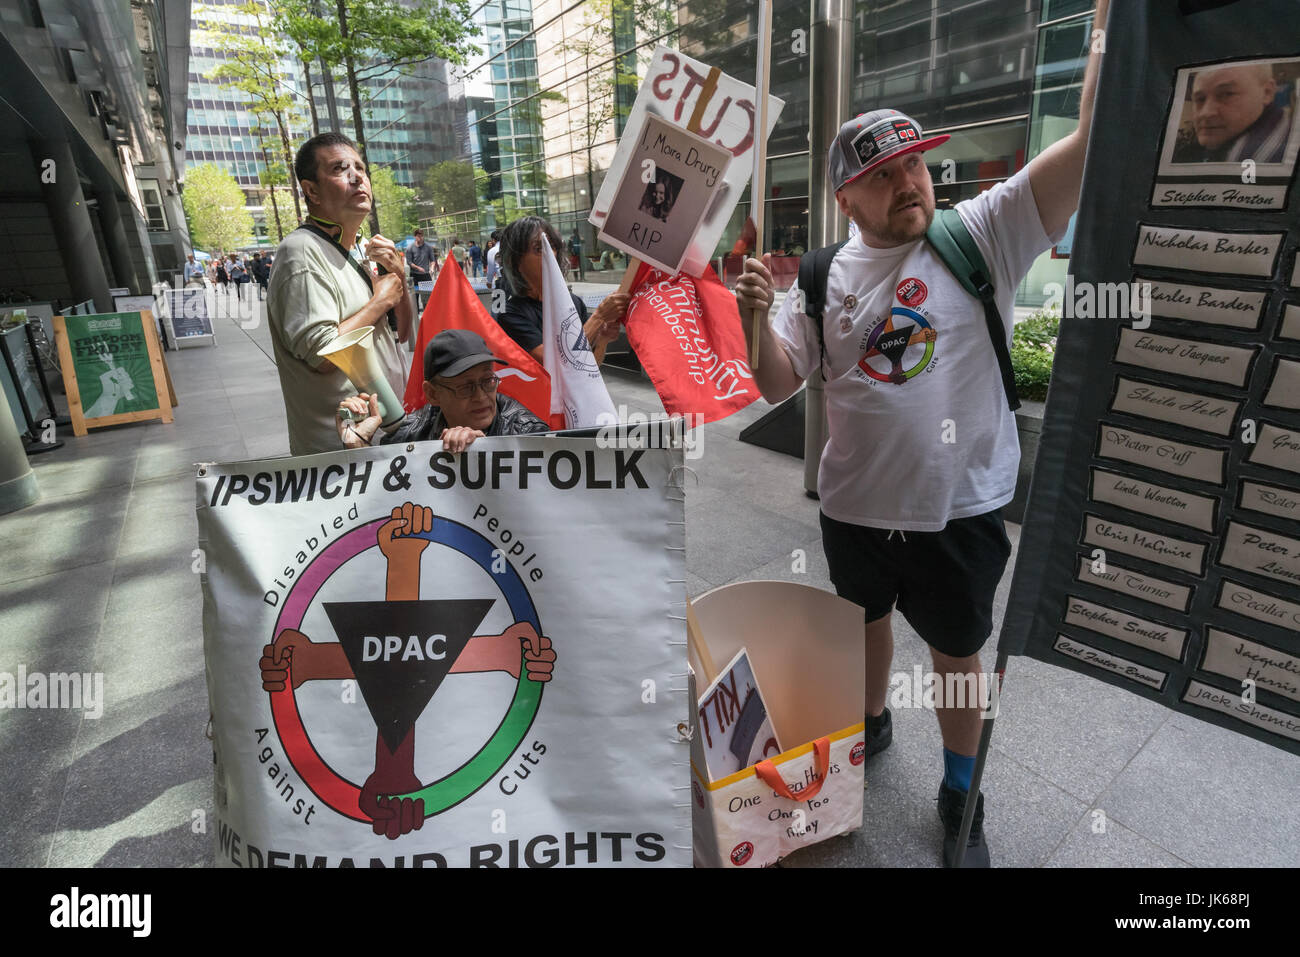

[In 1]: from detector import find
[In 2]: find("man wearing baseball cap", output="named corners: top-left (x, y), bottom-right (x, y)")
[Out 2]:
top-left (337, 328), bottom-right (548, 451)
top-left (735, 1), bottom-right (1109, 867)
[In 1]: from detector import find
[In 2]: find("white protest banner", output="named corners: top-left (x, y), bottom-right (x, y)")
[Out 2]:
top-left (198, 436), bottom-right (688, 867)
top-left (541, 242), bottom-right (617, 429)
top-left (589, 45), bottom-right (785, 278)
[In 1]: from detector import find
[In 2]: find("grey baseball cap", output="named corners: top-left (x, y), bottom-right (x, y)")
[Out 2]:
top-left (424, 329), bottom-right (504, 380)
top-left (828, 109), bottom-right (950, 193)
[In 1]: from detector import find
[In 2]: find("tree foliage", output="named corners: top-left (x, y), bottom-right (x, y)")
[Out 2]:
top-left (183, 164), bottom-right (255, 252)
top-left (368, 167), bottom-right (417, 239)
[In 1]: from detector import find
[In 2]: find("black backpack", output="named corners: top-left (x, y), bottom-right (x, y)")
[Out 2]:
top-left (797, 208), bottom-right (1020, 411)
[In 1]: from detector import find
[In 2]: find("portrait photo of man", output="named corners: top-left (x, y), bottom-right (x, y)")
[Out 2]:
top-left (1168, 58), bottom-right (1300, 167)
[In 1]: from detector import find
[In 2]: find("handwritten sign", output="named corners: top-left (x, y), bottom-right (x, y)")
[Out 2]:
top-left (1053, 634), bottom-right (1167, 691)
top-left (599, 115), bottom-right (731, 276)
top-left (1063, 596), bottom-right (1188, 659)
top-left (1140, 276), bottom-right (1265, 330)
top-left (1263, 358), bottom-right (1300, 410)
top-left (589, 46), bottom-right (784, 278)
top-left (1215, 578), bottom-right (1300, 632)
top-left (1200, 628), bottom-right (1300, 703)
top-left (1114, 328), bottom-right (1255, 387)
top-left (1182, 680), bottom-right (1300, 744)
top-left (1218, 521), bottom-right (1300, 588)
top-left (1109, 376), bottom-right (1240, 437)
top-left (1075, 556), bottom-right (1193, 613)
top-left (1088, 468), bottom-right (1218, 532)
top-left (1082, 513), bottom-right (1207, 575)
top-left (1095, 423), bottom-right (1226, 485)
top-left (1237, 480), bottom-right (1300, 522)
top-left (1246, 423), bottom-right (1300, 474)
top-left (1132, 224), bottom-right (1282, 277)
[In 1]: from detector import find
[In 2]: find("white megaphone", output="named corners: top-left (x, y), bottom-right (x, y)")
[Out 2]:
top-left (317, 326), bottom-right (405, 429)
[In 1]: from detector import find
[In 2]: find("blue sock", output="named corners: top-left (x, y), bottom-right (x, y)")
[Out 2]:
top-left (942, 748), bottom-right (974, 793)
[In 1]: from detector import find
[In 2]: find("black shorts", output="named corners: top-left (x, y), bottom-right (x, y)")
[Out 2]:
top-left (820, 509), bottom-right (1011, 658)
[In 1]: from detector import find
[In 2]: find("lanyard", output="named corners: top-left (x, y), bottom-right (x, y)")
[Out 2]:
top-left (297, 217), bottom-right (398, 329)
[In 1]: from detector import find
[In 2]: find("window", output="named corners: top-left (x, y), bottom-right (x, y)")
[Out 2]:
top-left (138, 179), bottom-right (168, 230)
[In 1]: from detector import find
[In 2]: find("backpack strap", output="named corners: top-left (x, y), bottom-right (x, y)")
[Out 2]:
top-left (926, 209), bottom-right (1020, 411)
top-left (797, 240), bottom-right (847, 378)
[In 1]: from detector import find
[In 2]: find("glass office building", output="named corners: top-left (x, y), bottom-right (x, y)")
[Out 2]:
top-left (459, 0), bottom-right (1100, 301)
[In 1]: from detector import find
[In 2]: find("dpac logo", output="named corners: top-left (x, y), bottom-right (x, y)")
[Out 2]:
top-left (857, 308), bottom-right (938, 385)
top-left (258, 502), bottom-right (556, 839)
top-left (896, 277), bottom-right (928, 308)
top-left (730, 841), bottom-right (754, 866)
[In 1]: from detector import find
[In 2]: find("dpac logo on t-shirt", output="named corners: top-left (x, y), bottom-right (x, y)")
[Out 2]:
top-left (856, 277), bottom-right (939, 385)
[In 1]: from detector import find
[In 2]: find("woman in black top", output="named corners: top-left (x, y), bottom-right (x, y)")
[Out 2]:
top-left (493, 216), bottom-right (627, 365)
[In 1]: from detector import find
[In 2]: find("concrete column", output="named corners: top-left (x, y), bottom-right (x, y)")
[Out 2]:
top-left (0, 389), bottom-right (38, 514)
top-left (94, 189), bottom-right (141, 293)
top-left (803, 0), bottom-right (854, 494)
top-left (33, 137), bottom-right (114, 313)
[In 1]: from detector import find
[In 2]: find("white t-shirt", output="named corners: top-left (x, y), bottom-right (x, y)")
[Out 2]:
top-left (772, 167), bottom-right (1062, 531)
top-left (267, 228), bottom-right (408, 456)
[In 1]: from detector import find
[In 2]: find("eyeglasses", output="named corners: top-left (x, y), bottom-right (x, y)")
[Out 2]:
top-left (435, 374), bottom-right (500, 400)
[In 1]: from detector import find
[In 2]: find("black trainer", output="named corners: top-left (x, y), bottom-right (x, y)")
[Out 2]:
top-left (863, 707), bottom-right (892, 759)
top-left (937, 781), bottom-right (991, 868)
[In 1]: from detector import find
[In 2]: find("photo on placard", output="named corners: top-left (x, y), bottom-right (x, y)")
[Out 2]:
top-left (1152, 56), bottom-right (1300, 209)
top-left (598, 113), bottom-right (731, 276)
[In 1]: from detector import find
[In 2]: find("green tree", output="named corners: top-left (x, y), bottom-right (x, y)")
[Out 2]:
top-left (276, 0), bottom-right (481, 234)
top-left (196, 2), bottom-right (304, 222)
top-left (424, 161), bottom-right (476, 219)
top-left (183, 164), bottom-right (255, 252)
top-left (368, 166), bottom-right (417, 239)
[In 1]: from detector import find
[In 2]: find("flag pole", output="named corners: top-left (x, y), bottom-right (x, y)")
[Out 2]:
top-left (749, 0), bottom-right (773, 369)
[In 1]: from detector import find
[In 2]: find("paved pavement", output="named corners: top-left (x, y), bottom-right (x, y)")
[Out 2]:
top-left (2, 290), bottom-right (1297, 867)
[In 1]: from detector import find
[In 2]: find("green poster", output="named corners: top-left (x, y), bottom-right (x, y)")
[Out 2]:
top-left (66, 312), bottom-right (158, 418)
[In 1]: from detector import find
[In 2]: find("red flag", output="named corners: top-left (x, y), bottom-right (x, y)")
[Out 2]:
top-left (623, 262), bottom-right (759, 423)
top-left (404, 254), bottom-right (557, 425)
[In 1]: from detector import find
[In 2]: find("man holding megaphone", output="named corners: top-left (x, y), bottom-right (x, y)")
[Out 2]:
top-left (267, 132), bottom-right (413, 455)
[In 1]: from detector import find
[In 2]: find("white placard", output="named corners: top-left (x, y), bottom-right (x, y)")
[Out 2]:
top-left (1200, 628), bottom-right (1300, 703)
top-left (1053, 634), bottom-right (1167, 691)
top-left (598, 115), bottom-right (732, 276)
top-left (1114, 328), bottom-right (1255, 387)
top-left (1082, 513), bottom-right (1206, 575)
top-left (1263, 358), bottom-right (1300, 410)
top-left (1216, 578), bottom-right (1300, 632)
top-left (1076, 556), bottom-right (1193, 612)
top-left (1133, 224), bottom-right (1282, 277)
top-left (589, 46), bottom-right (784, 278)
top-left (1218, 520), bottom-right (1300, 588)
top-left (1238, 480), bottom-right (1300, 522)
top-left (1141, 276), bottom-right (1265, 330)
top-left (1096, 423), bottom-right (1227, 485)
top-left (1110, 377), bottom-right (1240, 437)
top-left (1063, 596), bottom-right (1188, 659)
top-left (198, 438), bottom-right (689, 868)
top-left (1088, 468), bottom-right (1218, 532)
top-left (1247, 422), bottom-right (1300, 474)
top-left (1182, 680), bottom-right (1300, 743)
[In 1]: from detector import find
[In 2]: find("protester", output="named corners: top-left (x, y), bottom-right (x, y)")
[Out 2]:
top-left (494, 215), bottom-right (624, 365)
top-left (266, 131), bottom-right (412, 456)
top-left (406, 228), bottom-right (436, 310)
top-left (733, 0), bottom-right (1109, 868)
top-left (338, 329), bottom-right (547, 452)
